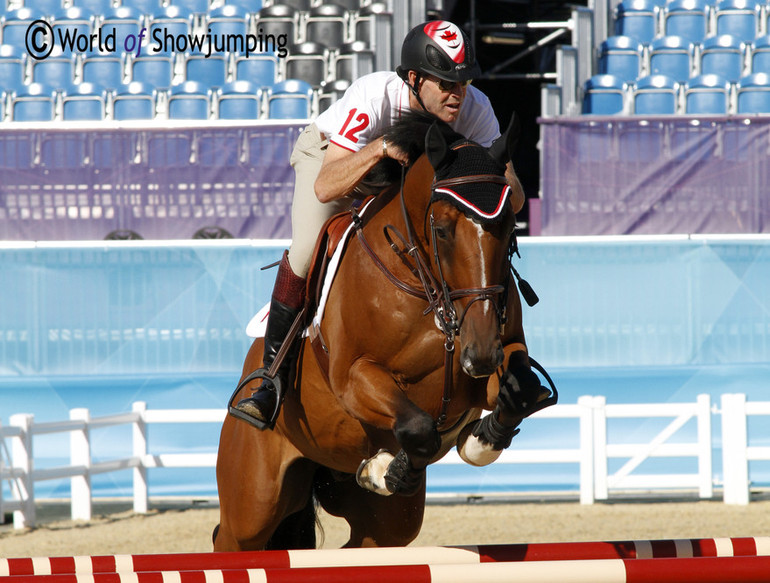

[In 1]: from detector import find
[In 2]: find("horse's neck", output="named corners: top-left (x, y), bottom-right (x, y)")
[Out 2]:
top-left (373, 156), bottom-right (434, 247)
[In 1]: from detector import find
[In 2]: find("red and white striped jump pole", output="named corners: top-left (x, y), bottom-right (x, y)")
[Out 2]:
top-left (1, 538), bottom-right (769, 576)
top-left (1, 556), bottom-right (770, 583)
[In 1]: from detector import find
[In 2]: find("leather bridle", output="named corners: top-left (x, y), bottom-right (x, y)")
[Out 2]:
top-left (353, 163), bottom-right (517, 426)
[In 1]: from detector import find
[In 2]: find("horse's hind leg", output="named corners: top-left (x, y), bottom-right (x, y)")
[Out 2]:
top-left (214, 409), bottom-right (317, 551)
top-left (315, 467), bottom-right (426, 547)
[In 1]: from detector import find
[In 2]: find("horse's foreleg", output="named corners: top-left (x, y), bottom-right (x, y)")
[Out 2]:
top-left (339, 359), bottom-right (440, 497)
top-left (458, 344), bottom-right (552, 465)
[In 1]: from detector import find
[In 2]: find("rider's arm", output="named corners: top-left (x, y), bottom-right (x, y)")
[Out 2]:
top-left (315, 139), bottom-right (409, 203)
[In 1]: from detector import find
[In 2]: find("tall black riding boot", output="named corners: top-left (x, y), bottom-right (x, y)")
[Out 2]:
top-left (233, 251), bottom-right (306, 429)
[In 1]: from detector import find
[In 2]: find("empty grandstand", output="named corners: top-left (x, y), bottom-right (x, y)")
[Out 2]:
top-left (1, 0), bottom-right (768, 239)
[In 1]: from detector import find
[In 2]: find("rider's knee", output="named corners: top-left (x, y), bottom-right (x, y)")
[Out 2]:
top-left (394, 411), bottom-right (440, 459)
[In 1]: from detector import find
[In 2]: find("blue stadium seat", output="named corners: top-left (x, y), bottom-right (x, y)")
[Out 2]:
top-left (714, 0), bottom-right (761, 44)
top-left (284, 41), bottom-right (329, 87)
top-left (31, 0), bottom-right (65, 17)
top-left (168, 80), bottom-right (210, 119)
top-left (334, 40), bottom-right (374, 82)
top-left (750, 35), bottom-right (770, 74)
top-left (582, 74), bottom-right (627, 114)
top-left (598, 35), bottom-right (643, 83)
top-left (2, 8), bottom-right (46, 48)
top-left (633, 74), bottom-right (680, 114)
top-left (615, 0), bottom-right (659, 45)
top-left (649, 36), bottom-right (694, 82)
top-left (101, 7), bottom-right (143, 55)
top-left (12, 83), bottom-right (56, 121)
top-left (81, 50), bottom-right (125, 89)
top-left (736, 71), bottom-right (770, 112)
top-left (148, 5), bottom-right (193, 44)
top-left (0, 44), bottom-right (26, 90)
top-left (113, 81), bottom-right (156, 120)
top-left (185, 51), bottom-right (227, 87)
top-left (52, 7), bottom-right (95, 54)
top-left (61, 82), bottom-right (108, 120)
top-left (207, 5), bottom-right (249, 40)
top-left (168, 0), bottom-right (209, 14)
top-left (216, 80), bottom-right (261, 119)
top-left (304, 3), bottom-right (348, 49)
top-left (222, 0), bottom-right (262, 13)
top-left (70, 0), bottom-right (113, 14)
top-left (699, 35), bottom-right (746, 82)
top-left (31, 48), bottom-right (75, 87)
top-left (121, 0), bottom-right (163, 16)
top-left (663, 0), bottom-right (710, 46)
top-left (267, 78), bottom-right (312, 119)
top-left (255, 5), bottom-right (298, 45)
top-left (233, 50), bottom-right (278, 88)
top-left (684, 73), bottom-right (731, 113)
top-left (131, 50), bottom-right (175, 89)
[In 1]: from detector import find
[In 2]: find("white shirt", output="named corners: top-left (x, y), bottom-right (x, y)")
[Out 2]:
top-left (314, 71), bottom-right (500, 152)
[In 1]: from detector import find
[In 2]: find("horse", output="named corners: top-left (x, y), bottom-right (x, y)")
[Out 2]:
top-left (213, 113), bottom-right (556, 550)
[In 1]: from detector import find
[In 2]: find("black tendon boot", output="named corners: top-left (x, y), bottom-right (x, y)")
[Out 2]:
top-left (233, 252), bottom-right (306, 429)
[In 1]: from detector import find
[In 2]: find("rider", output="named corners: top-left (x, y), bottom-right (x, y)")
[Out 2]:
top-left (233, 20), bottom-right (526, 429)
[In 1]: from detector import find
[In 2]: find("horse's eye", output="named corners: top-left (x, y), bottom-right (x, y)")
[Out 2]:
top-left (434, 225), bottom-right (450, 240)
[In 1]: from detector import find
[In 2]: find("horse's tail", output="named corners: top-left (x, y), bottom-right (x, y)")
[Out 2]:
top-left (264, 466), bottom-right (328, 550)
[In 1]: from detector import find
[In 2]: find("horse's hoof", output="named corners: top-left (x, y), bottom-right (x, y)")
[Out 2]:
top-left (384, 449), bottom-right (424, 496)
top-left (456, 420), bottom-right (503, 467)
top-left (356, 449), bottom-right (395, 496)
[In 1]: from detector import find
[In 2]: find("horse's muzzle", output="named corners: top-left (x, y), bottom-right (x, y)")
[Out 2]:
top-left (460, 341), bottom-right (504, 378)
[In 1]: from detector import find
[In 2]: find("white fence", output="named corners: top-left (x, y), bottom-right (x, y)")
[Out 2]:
top-left (0, 394), bottom-right (766, 530)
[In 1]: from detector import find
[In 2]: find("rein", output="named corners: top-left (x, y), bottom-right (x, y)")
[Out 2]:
top-left (353, 165), bottom-right (514, 426)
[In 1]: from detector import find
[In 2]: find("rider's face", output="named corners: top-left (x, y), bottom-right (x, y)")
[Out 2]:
top-left (409, 71), bottom-right (469, 124)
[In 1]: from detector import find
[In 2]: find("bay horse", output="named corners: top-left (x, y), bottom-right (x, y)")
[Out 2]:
top-left (214, 113), bottom-right (555, 550)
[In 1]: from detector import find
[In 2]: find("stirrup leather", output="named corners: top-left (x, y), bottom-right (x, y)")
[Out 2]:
top-left (227, 306), bottom-right (307, 430)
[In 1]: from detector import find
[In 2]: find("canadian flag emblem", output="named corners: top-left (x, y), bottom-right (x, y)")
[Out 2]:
top-left (424, 21), bottom-right (465, 64)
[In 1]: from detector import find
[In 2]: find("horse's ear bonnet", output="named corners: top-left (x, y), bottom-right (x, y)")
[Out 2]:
top-left (488, 111), bottom-right (520, 165)
top-left (426, 113), bottom-right (519, 223)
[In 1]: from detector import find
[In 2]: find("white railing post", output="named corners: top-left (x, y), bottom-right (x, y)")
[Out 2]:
top-left (592, 396), bottom-right (608, 500)
top-left (10, 413), bottom-right (35, 529)
top-left (721, 393), bottom-right (749, 505)
top-left (70, 408), bottom-right (92, 521)
top-left (577, 395), bottom-right (595, 504)
top-left (696, 394), bottom-right (713, 499)
top-left (133, 401), bottom-right (149, 513)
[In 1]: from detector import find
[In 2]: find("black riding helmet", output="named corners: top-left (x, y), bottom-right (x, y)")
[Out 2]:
top-left (396, 21), bottom-right (480, 84)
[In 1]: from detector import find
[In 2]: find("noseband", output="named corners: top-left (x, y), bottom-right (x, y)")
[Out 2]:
top-left (353, 162), bottom-right (517, 425)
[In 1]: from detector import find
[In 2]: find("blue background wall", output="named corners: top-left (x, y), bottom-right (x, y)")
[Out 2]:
top-left (2, 236), bottom-right (769, 497)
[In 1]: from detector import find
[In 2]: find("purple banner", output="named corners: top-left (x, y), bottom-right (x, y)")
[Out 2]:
top-left (539, 116), bottom-right (770, 235)
top-left (0, 122), bottom-right (303, 240)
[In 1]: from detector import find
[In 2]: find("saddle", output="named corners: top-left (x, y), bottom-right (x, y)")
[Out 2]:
top-left (303, 198), bottom-right (374, 380)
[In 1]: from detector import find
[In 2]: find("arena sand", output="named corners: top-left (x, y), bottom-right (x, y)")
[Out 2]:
top-left (2, 498), bottom-right (770, 557)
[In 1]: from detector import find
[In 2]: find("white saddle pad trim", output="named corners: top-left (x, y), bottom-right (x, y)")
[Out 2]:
top-left (246, 198), bottom-right (376, 339)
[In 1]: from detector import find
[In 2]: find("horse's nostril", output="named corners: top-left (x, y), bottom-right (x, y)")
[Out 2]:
top-left (461, 346), bottom-right (502, 378)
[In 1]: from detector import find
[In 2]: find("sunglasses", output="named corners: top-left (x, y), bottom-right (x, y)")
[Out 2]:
top-left (429, 77), bottom-right (472, 92)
